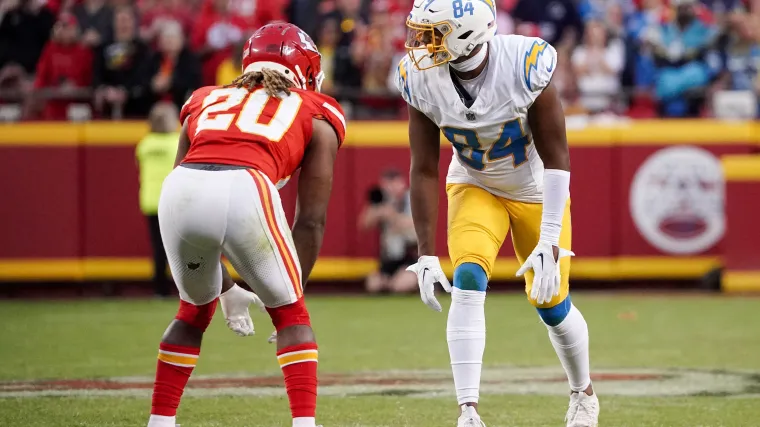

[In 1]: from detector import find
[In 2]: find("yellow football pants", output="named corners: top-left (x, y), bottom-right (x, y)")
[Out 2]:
top-left (446, 183), bottom-right (572, 308)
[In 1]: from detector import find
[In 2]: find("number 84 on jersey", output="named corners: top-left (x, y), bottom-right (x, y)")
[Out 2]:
top-left (443, 118), bottom-right (531, 171)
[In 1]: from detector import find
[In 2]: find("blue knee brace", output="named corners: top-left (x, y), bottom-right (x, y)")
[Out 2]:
top-left (454, 263), bottom-right (488, 292)
top-left (537, 295), bottom-right (572, 327)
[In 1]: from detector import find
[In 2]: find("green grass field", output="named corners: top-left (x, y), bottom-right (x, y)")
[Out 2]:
top-left (0, 293), bottom-right (759, 426)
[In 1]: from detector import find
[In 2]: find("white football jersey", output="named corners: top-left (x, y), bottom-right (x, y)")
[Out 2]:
top-left (395, 35), bottom-right (558, 203)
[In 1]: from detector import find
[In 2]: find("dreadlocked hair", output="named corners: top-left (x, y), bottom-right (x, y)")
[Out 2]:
top-left (229, 68), bottom-right (295, 97)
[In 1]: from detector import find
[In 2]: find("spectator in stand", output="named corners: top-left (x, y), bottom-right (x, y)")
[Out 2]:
top-left (701, 0), bottom-right (745, 21)
top-left (229, 0), bottom-right (284, 32)
top-left (191, 0), bottom-right (246, 86)
top-left (143, 20), bottom-right (200, 110)
top-left (359, 169), bottom-right (418, 295)
top-left (317, 17), bottom-right (340, 94)
top-left (287, 0), bottom-right (323, 38)
top-left (139, 0), bottom-right (194, 43)
top-left (572, 19), bottom-right (626, 113)
top-left (606, 2), bottom-right (626, 39)
top-left (511, 0), bottom-right (584, 54)
top-left (72, 0), bottom-right (113, 47)
top-left (45, 0), bottom-right (77, 15)
top-left (93, 6), bottom-right (152, 118)
top-left (0, 0), bottom-right (55, 91)
top-left (354, 1), bottom-right (396, 94)
top-left (645, 0), bottom-right (719, 116)
top-left (215, 41), bottom-right (242, 86)
top-left (30, 12), bottom-right (93, 120)
top-left (330, 0), bottom-right (369, 91)
top-left (710, 12), bottom-right (760, 113)
top-left (623, 0), bottom-right (667, 116)
top-left (136, 102), bottom-right (179, 297)
top-left (723, 13), bottom-right (760, 91)
top-left (496, 0), bottom-right (517, 35)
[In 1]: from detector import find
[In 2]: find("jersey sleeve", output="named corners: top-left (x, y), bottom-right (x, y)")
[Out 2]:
top-left (310, 92), bottom-right (347, 146)
top-left (518, 37), bottom-right (557, 98)
top-left (393, 56), bottom-right (417, 109)
top-left (179, 86), bottom-right (214, 124)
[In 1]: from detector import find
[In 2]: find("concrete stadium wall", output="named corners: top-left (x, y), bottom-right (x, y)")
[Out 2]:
top-left (0, 120), bottom-right (758, 288)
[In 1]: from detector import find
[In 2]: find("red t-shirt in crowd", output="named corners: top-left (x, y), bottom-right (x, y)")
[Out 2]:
top-left (34, 41), bottom-right (93, 120)
top-left (192, 0), bottom-right (286, 86)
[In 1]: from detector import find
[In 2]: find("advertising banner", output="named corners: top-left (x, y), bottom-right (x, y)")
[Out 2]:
top-left (0, 120), bottom-right (757, 282)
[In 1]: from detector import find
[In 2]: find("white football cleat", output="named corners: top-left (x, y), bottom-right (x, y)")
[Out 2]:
top-left (565, 391), bottom-right (599, 427)
top-left (457, 405), bottom-right (486, 427)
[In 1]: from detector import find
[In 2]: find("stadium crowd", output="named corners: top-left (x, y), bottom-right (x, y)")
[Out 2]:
top-left (0, 0), bottom-right (759, 120)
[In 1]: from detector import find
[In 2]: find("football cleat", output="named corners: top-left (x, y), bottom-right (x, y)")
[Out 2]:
top-left (565, 391), bottom-right (599, 427)
top-left (457, 405), bottom-right (486, 427)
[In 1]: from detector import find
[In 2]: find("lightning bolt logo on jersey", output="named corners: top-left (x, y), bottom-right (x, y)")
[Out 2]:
top-left (395, 35), bottom-right (558, 203)
top-left (523, 40), bottom-right (550, 90)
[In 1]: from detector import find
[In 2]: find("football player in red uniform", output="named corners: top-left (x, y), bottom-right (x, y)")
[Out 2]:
top-left (146, 23), bottom-right (345, 427)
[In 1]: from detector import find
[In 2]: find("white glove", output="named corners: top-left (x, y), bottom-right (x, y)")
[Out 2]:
top-left (219, 284), bottom-right (266, 337)
top-left (515, 241), bottom-right (574, 305)
top-left (267, 330), bottom-right (278, 344)
top-left (406, 255), bottom-right (452, 312)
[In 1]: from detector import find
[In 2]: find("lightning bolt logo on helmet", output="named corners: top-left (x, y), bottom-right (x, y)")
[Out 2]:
top-left (405, 0), bottom-right (497, 70)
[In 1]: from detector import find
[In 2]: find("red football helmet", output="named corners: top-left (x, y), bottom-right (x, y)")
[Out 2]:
top-left (241, 23), bottom-right (324, 92)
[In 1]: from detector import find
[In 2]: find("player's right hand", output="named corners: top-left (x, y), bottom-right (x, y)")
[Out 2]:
top-left (219, 284), bottom-right (266, 337)
top-left (406, 256), bottom-right (452, 312)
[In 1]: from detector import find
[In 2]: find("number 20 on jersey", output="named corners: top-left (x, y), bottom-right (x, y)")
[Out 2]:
top-left (195, 88), bottom-right (302, 142)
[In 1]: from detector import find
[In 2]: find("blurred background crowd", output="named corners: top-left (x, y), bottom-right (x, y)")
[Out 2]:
top-left (2, 0), bottom-right (760, 121)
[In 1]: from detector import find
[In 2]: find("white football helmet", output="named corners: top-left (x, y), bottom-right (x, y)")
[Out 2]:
top-left (405, 0), bottom-right (497, 70)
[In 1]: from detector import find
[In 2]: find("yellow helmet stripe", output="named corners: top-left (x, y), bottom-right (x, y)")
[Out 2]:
top-left (475, 0), bottom-right (496, 16)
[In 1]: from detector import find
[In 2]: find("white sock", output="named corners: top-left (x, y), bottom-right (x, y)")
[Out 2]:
top-left (293, 417), bottom-right (316, 427)
top-left (544, 304), bottom-right (591, 392)
top-left (447, 288), bottom-right (486, 405)
top-left (147, 414), bottom-right (176, 427)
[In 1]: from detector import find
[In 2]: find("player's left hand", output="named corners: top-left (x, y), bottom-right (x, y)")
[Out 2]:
top-left (219, 284), bottom-right (266, 337)
top-left (515, 241), bottom-right (574, 305)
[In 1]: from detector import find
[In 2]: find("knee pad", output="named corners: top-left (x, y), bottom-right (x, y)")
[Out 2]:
top-left (267, 298), bottom-right (311, 331)
top-left (175, 298), bottom-right (218, 331)
top-left (454, 263), bottom-right (488, 292)
top-left (536, 295), bottom-right (572, 327)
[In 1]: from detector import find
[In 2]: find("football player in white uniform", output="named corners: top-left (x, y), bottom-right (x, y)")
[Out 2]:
top-left (395, 1), bottom-right (600, 426)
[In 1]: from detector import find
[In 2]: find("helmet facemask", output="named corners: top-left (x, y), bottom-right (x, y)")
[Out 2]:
top-left (405, 19), bottom-right (453, 70)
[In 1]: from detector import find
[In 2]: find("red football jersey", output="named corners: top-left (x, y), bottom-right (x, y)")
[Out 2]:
top-left (180, 85), bottom-right (346, 188)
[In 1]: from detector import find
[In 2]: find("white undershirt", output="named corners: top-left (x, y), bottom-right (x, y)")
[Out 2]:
top-left (455, 64), bottom-right (489, 102)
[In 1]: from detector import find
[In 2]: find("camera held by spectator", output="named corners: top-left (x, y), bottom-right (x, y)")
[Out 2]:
top-left (359, 169), bottom-right (418, 294)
